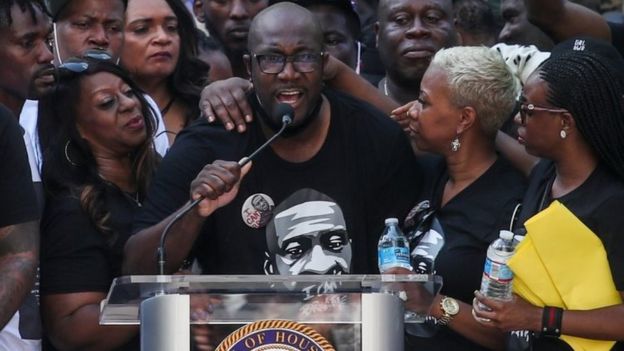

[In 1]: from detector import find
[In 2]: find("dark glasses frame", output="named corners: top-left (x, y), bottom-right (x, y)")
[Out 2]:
top-left (252, 52), bottom-right (325, 74)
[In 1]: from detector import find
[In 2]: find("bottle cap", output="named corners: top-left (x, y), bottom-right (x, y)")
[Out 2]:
top-left (499, 230), bottom-right (514, 241)
top-left (384, 218), bottom-right (399, 225)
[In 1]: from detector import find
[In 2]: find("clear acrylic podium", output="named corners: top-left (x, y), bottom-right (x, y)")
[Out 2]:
top-left (100, 274), bottom-right (442, 351)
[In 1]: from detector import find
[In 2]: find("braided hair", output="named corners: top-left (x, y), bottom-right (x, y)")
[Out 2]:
top-left (538, 51), bottom-right (624, 180)
top-left (0, 0), bottom-right (48, 29)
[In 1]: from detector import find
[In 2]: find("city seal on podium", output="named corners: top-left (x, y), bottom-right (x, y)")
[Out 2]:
top-left (216, 320), bottom-right (336, 351)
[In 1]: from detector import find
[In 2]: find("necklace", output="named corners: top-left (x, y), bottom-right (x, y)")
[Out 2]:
top-left (160, 96), bottom-right (176, 116)
top-left (123, 191), bottom-right (142, 207)
top-left (96, 172), bottom-right (142, 207)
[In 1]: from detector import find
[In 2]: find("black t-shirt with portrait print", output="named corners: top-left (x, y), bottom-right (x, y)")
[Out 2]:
top-left (40, 186), bottom-right (141, 351)
top-left (404, 155), bottom-right (527, 351)
top-left (509, 160), bottom-right (624, 351)
top-left (134, 88), bottom-right (421, 279)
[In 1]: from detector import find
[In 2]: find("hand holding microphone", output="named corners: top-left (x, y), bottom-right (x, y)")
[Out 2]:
top-left (189, 160), bottom-right (252, 218)
top-left (190, 104), bottom-right (295, 215)
top-left (157, 103), bottom-right (294, 274)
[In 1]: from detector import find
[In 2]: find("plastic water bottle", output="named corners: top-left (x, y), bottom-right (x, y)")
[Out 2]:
top-left (378, 218), bottom-right (413, 273)
top-left (477, 230), bottom-right (516, 312)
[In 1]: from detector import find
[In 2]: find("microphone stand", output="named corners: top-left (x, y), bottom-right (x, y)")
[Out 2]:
top-left (156, 115), bottom-right (292, 275)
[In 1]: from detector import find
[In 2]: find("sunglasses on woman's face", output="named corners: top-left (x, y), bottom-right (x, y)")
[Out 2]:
top-left (517, 100), bottom-right (568, 124)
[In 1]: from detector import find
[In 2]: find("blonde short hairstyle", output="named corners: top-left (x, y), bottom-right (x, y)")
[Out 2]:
top-left (430, 46), bottom-right (520, 137)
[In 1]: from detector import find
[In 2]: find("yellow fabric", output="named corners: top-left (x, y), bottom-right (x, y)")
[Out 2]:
top-left (508, 201), bottom-right (622, 351)
top-left (510, 235), bottom-right (561, 307)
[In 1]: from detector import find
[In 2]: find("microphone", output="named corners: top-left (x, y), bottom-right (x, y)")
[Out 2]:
top-left (157, 104), bottom-right (294, 275)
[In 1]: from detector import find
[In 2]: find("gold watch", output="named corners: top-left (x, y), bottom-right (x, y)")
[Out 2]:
top-left (438, 296), bottom-right (459, 326)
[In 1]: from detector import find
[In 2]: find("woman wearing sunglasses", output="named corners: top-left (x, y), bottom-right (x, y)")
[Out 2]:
top-left (37, 58), bottom-right (158, 351)
top-left (402, 46), bottom-right (527, 350)
top-left (473, 38), bottom-right (624, 351)
top-left (120, 0), bottom-right (210, 146)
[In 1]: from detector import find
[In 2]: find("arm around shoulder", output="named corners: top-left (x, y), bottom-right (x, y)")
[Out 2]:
top-left (324, 55), bottom-right (399, 114)
top-left (525, 0), bottom-right (611, 42)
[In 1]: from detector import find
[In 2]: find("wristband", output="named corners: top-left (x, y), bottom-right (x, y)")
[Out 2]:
top-left (541, 306), bottom-right (563, 337)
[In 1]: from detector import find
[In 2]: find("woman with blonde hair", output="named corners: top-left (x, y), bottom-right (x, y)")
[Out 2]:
top-left (403, 46), bottom-right (526, 350)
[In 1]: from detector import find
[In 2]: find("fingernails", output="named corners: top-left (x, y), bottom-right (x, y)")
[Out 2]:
top-left (237, 124), bottom-right (246, 133)
top-left (245, 114), bottom-right (253, 122)
top-left (208, 115), bottom-right (215, 123)
top-left (226, 122), bottom-right (234, 130)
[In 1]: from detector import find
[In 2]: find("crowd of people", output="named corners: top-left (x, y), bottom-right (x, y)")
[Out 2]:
top-left (0, 0), bottom-right (622, 350)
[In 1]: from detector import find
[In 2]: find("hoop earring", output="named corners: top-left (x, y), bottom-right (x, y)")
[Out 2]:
top-left (451, 136), bottom-right (461, 152)
top-left (64, 140), bottom-right (78, 166)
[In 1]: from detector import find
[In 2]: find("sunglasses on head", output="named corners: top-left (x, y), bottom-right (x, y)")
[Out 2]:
top-left (57, 50), bottom-right (114, 76)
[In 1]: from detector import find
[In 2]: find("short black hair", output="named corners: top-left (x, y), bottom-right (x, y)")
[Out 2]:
top-left (0, 0), bottom-right (48, 30)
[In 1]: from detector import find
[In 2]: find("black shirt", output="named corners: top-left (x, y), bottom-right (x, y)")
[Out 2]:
top-left (135, 89), bottom-right (421, 277)
top-left (405, 155), bottom-right (527, 351)
top-left (0, 104), bottom-right (40, 347)
top-left (40, 188), bottom-right (139, 293)
top-left (608, 21), bottom-right (624, 59)
top-left (512, 160), bottom-right (624, 351)
top-left (0, 105), bottom-right (38, 227)
top-left (40, 186), bottom-right (141, 351)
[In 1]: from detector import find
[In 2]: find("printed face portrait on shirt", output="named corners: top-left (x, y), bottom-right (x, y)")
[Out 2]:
top-left (265, 189), bottom-right (352, 276)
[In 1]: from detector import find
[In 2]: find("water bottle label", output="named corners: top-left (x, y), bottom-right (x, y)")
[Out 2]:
top-left (483, 257), bottom-right (513, 282)
top-left (378, 247), bottom-right (411, 270)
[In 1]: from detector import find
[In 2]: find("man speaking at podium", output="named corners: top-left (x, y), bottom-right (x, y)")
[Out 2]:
top-left (124, 2), bottom-right (419, 282)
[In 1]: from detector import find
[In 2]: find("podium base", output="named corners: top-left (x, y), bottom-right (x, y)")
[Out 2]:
top-left (140, 294), bottom-right (190, 351)
top-left (362, 293), bottom-right (404, 351)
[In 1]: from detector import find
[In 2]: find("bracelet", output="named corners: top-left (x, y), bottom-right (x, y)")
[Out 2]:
top-left (541, 306), bottom-right (563, 337)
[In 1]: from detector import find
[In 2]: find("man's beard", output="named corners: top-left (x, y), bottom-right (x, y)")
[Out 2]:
top-left (251, 92), bottom-right (322, 138)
